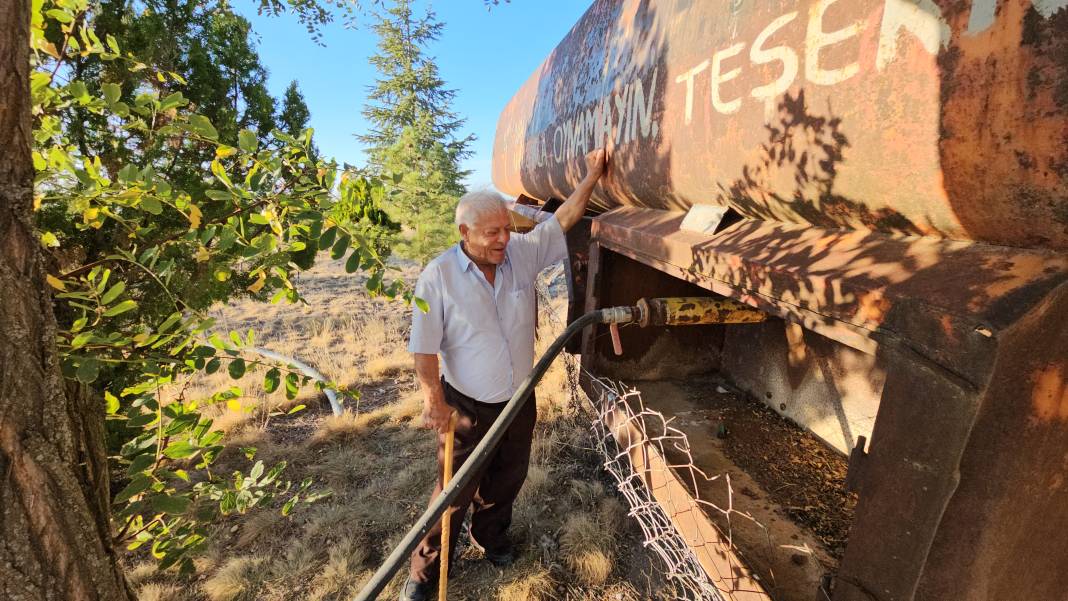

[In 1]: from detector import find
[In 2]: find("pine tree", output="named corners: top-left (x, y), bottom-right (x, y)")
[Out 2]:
top-left (279, 80), bottom-right (311, 137)
top-left (359, 0), bottom-right (473, 265)
top-left (279, 80), bottom-right (318, 158)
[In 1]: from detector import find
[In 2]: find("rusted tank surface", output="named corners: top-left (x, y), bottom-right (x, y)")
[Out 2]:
top-left (493, 0), bottom-right (1068, 250)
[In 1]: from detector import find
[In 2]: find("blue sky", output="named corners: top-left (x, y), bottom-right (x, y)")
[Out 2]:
top-left (235, 0), bottom-right (590, 189)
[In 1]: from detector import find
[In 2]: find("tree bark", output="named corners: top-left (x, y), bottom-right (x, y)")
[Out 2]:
top-left (0, 2), bottom-right (134, 599)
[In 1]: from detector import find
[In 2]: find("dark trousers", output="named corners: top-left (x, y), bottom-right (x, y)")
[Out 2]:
top-left (408, 379), bottom-right (537, 583)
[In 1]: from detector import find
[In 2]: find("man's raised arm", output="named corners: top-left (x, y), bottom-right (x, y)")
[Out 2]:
top-left (554, 148), bottom-right (607, 233)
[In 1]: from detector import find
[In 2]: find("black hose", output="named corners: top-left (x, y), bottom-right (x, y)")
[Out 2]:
top-left (353, 309), bottom-right (614, 601)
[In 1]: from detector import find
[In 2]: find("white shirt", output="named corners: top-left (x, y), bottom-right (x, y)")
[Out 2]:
top-left (408, 216), bottom-right (567, 403)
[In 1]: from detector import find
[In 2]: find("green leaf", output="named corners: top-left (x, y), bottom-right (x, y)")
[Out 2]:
top-left (163, 441), bottom-right (199, 459)
top-left (76, 358), bottom-right (100, 383)
top-left (100, 281), bottom-right (126, 305)
top-left (210, 159), bottom-right (232, 187)
top-left (263, 368), bottom-right (280, 393)
top-left (127, 453), bottom-right (154, 476)
top-left (188, 114), bottom-right (218, 140)
top-left (45, 9), bottom-right (74, 23)
top-left (228, 358), bottom-right (246, 379)
top-left (37, 230), bottom-right (58, 248)
top-left (238, 129), bottom-right (258, 153)
top-left (151, 494), bottom-right (191, 515)
top-left (208, 333), bottom-right (229, 351)
top-left (117, 164), bottom-right (138, 183)
top-left (205, 357), bottom-right (221, 374)
top-left (158, 312), bottom-right (182, 334)
top-left (140, 196), bottom-right (163, 215)
top-left (414, 297), bottom-right (430, 314)
top-left (70, 331), bottom-right (93, 350)
top-left (68, 81), bottom-right (90, 102)
top-left (105, 391), bottom-right (120, 414)
top-left (284, 373), bottom-right (298, 400)
top-left (102, 83), bottom-right (121, 105)
top-left (103, 299), bottom-right (138, 317)
top-left (366, 271), bottom-right (383, 294)
top-left (249, 461), bottom-right (264, 481)
top-left (318, 226), bottom-right (337, 249)
top-left (330, 234), bottom-right (350, 260)
top-left (159, 91), bottom-right (186, 111)
top-left (204, 189), bottom-right (231, 201)
top-left (114, 474), bottom-right (152, 504)
top-left (286, 404), bottom-right (306, 415)
top-left (282, 495), bottom-right (298, 516)
top-left (345, 250), bottom-right (361, 273)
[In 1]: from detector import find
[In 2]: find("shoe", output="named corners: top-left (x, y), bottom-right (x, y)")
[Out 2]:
top-left (470, 537), bottom-right (516, 567)
top-left (398, 576), bottom-right (434, 601)
top-left (468, 530), bottom-right (517, 567)
top-left (483, 545), bottom-right (516, 567)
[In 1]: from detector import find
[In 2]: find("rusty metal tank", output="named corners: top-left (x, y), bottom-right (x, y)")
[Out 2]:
top-left (493, 0), bottom-right (1068, 250)
top-left (494, 2), bottom-right (1068, 601)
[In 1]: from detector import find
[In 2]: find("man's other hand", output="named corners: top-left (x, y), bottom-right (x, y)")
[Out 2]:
top-left (421, 395), bottom-right (455, 434)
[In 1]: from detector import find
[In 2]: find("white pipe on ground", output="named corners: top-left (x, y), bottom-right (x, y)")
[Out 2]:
top-left (246, 346), bottom-right (344, 416)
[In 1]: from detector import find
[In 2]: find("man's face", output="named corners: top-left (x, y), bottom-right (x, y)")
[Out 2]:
top-left (460, 209), bottom-right (511, 265)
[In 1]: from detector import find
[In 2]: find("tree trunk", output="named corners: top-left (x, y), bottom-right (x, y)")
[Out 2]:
top-left (0, 2), bottom-right (134, 599)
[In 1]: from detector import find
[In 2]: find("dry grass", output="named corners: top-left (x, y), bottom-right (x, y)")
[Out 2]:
top-left (137, 583), bottom-right (186, 601)
top-left (560, 513), bottom-right (616, 585)
top-left (121, 256), bottom-right (668, 600)
top-left (364, 349), bottom-right (411, 379)
top-left (202, 557), bottom-right (266, 601)
top-left (496, 568), bottom-right (556, 601)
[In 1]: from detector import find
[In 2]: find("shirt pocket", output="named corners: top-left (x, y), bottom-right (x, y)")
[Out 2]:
top-left (510, 284), bottom-right (537, 328)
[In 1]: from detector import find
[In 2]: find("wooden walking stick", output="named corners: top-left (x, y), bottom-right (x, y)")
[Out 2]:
top-left (438, 411), bottom-right (458, 600)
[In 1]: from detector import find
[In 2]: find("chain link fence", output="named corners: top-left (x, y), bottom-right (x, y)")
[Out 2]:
top-left (535, 267), bottom-right (772, 600)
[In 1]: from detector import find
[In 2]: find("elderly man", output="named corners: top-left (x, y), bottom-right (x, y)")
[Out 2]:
top-left (400, 149), bottom-right (607, 600)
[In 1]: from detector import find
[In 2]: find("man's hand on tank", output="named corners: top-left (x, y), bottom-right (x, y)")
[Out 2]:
top-left (584, 148), bottom-right (607, 181)
top-left (421, 396), bottom-right (454, 434)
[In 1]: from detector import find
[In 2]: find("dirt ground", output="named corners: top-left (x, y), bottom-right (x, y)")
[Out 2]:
top-left (124, 256), bottom-right (674, 601)
top-left (686, 377), bottom-right (857, 558)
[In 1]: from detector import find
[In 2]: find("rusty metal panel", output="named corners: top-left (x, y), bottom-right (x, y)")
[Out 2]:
top-left (590, 207), bottom-right (1068, 367)
top-left (834, 282), bottom-right (1068, 601)
top-left (493, 0), bottom-right (1068, 250)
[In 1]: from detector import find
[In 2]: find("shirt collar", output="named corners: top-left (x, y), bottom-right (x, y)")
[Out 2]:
top-left (454, 242), bottom-right (508, 272)
top-left (455, 243), bottom-right (476, 273)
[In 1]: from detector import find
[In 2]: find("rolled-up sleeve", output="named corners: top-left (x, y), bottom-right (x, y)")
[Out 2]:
top-left (408, 268), bottom-right (444, 355)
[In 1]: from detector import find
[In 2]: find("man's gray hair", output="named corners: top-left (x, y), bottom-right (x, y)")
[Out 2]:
top-left (455, 189), bottom-right (509, 227)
